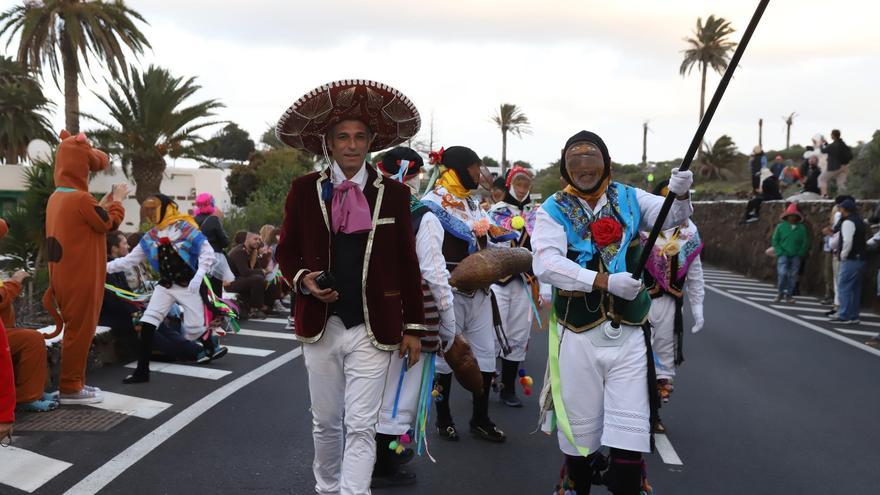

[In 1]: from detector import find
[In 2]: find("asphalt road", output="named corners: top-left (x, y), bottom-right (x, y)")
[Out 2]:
top-left (3, 266), bottom-right (879, 494)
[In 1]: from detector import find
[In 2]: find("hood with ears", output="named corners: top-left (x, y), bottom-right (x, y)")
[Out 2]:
top-left (54, 130), bottom-right (110, 191)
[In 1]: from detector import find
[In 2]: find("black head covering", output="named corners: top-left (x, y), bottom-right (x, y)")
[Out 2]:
top-left (652, 179), bottom-right (670, 197)
top-left (492, 176), bottom-right (506, 190)
top-left (559, 130), bottom-right (611, 194)
top-left (442, 146), bottom-right (481, 190)
top-left (378, 146), bottom-right (423, 177)
top-left (151, 193), bottom-right (177, 223)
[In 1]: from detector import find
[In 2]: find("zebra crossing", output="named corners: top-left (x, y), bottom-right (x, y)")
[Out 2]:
top-left (1, 316), bottom-right (297, 494)
top-left (702, 268), bottom-right (880, 343)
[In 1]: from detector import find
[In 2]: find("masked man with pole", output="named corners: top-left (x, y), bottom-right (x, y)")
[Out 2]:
top-left (275, 80), bottom-right (425, 495)
top-left (533, 131), bottom-right (693, 494)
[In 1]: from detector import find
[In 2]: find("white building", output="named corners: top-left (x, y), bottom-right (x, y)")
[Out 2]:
top-left (0, 164), bottom-right (231, 231)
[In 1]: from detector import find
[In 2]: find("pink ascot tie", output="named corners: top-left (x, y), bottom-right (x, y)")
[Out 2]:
top-left (331, 180), bottom-right (372, 234)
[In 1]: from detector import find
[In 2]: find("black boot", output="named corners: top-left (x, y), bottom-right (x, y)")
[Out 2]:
top-left (566, 454), bottom-right (595, 495)
top-left (434, 373), bottom-right (458, 441)
top-left (371, 433), bottom-right (416, 488)
top-left (470, 372), bottom-right (505, 442)
top-left (123, 322), bottom-right (155, 384)
top-left (499, 358), bottom-right (522, 407)
top-left (603, 448), bottom-right (644, 495)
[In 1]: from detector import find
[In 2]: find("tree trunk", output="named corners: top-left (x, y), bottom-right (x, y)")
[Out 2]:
top-left (132, 155), bottom-right (167, 224)
top-left (60, 31), bottom-right (80, 134)
top-left (500, 129), bottom-right (508, 178)
top-left (786, 123), bottom-right (791, 149)
top-left (5, 149), bottom-right (18, 165)
top-left (642, 122), bottom-right (648, 167)
top-left (758, 118), bottom-right (763, 149)
top-left (697, 63), bottom-right (707, 163)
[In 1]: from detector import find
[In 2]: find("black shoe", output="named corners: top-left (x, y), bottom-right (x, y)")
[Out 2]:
top-left (123, 371), bottom-right (149, 384)
top-left (210, 346), bottom-right (229, 361)
top-left (470, 421), bottom-right (506, 442)
top-left (250, 310), bottom-right (267, 320)
top-left (371, 468), bottom-right (417, 488)
top-left (393, 447), bottom-right (415, 466)
top-left (437, 424), bottom-right (459, 441)
top-left (652, 418), bottom-right (667, 434)
top-left (499, 391), bottom-right (523, 408)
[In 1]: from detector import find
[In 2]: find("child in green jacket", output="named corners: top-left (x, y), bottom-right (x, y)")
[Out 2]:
top-left (772, 203), bottom-right (810, 303)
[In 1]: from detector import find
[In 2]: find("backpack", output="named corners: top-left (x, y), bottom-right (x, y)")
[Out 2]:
top-left (840, 141), bottom-right (853, 165)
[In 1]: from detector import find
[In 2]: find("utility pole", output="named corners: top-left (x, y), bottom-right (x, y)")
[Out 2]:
top-left (783, 112), bottom-right (797, 149)
top-left (429, 112), bottom-right (434, 152)
top-left (642, 121), bottom-right (649, 167)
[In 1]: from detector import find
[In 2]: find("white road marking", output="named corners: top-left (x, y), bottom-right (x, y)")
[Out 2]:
top-left (65, 346), bottom-right (303, 495)
top-left (89, 391), bottom-right (172, 420)
top-left (653, 433), bottom-right (683, 465)
top-left (834, 328), bottom-right (880, 337)
top-left (770, 305), bottom-right (829, 313)
top-left (707, 286), bottom-right (880, 358)
top-left (727, 289), bottom-right (813, 300)
top-left (747, 297), bottom-right (823, 306)
top-left (797, 315), bottom-right (880, 328)
top-left (224, 345), bottom-right (275, 357)
top-left (261, 317), bottom-right (290, 325)
top-left (0, 445), bottom-right (72, 493)
top-left (124, 362), bottom-right (232, 380)
top-left (237, 328), bottom-right (296, 340)
top-left (702, 274), bottom-right (749, 280)
top-left (708, 281), bottom-right (775, 289)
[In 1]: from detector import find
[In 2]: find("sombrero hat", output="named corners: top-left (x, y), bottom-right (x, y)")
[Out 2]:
top-left (276, 79), bottom-right (420, 155)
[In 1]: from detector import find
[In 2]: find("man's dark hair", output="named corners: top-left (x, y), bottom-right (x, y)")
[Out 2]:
top-left (106, 230), bottom-right (125, 253)
top-left (326, 119), bottom-right (373, 143)
top-left (127, 232), bottom-right (143, 248)
top-left (831, 129), bottom-right (841, 140)
top-left (233, 230), bottom-right (248, 246)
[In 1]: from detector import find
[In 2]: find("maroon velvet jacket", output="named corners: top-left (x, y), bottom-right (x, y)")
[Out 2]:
top-left (277, 165), bottom-right (426, 350)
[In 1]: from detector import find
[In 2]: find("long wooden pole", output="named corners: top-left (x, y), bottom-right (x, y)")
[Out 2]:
top-left (633, 0), bottom-right (771, 279)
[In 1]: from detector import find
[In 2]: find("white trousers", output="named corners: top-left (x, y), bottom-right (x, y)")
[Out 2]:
top-left (376, 353), bottom-right (427, 436)
top-left (141, 284), bottom-right (206, 341)
top-left (491, 279), bottom-right (533, 362)
top-left (648, 295), bottom-right (677, 381)
top-left (436, 290), bottom-right (496, 374)
top-left (303, 317), bottom-right (390, 495)
top-left (557, 324), bottom-right (651, 455)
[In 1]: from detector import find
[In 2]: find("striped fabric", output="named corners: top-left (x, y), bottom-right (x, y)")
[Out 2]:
top-left (419, 281), bottom-right (441, 352)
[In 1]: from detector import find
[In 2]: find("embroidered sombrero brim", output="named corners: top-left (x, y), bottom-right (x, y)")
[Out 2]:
top-left (276, 79), bottom-right (421, 155)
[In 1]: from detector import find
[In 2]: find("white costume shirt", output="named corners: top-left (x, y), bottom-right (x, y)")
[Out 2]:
top-left (107, 224), bottom-right (215, 277)
top-left (532, 188), bottom-right (693, 292)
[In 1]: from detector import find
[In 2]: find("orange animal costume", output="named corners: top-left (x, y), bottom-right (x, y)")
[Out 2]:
top-left (0, 219), bottom-right (50, 406)
top-left (43, 131), bottom-right (125, 395)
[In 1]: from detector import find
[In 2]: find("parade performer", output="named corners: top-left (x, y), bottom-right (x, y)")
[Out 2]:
top-left (487, 165), bottom-right (539, 408)
top-left (422, 146), bottom-right (512, 443)
top-left (106, 194), bottom-right (217, 384)
top-left (371, 147), bottom-right (456, 487)
top-left (533, 131), bottom-right (693, 494)
top-left (0, 219), bottom-right (58, 414)
top-left (275, 79), bottom-right (425, 495)
top-left (641, 181), bottom-right (705, 432)
top-left (43, 130), bottom-right (126, 405)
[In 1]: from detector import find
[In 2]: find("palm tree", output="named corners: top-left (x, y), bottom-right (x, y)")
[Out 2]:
top-left (679, 15), bottom-right (737, 123)
top-left (84, 65), bottom-right (224, 211)
top-left (491, 103), bottom-right (531, 176)
top-left (0, 0), bottom-right (150, 134)
top-left (0, 55), bottom-right (55, 164)
top-left (700, 134), bottom-right (738, 180)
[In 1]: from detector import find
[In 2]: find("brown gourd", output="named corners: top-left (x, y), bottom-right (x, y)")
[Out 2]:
top-left (448, 246), bottom-right (532, 291)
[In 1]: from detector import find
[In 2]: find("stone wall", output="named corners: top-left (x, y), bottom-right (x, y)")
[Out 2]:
top-left (692, 199), bottom-right (880, 312)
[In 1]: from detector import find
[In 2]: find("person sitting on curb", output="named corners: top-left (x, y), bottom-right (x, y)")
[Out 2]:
top-left (0, 219), bottom-right (57, 413)
top-left (227, 231), bottom-right (278, 320)
top-left (771, 203), bottom-right (810, 304)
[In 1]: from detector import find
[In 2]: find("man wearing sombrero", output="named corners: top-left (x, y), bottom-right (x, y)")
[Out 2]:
top-left (641, 180), bottom-right (706, 433)
top-left (533, 131), bottom-right (693, 494)
top-left (275, 80), bottom-right (426, 494)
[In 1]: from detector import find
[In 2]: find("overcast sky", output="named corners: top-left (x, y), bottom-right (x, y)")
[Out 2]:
top-left (7, 0), bottom-right (880, 168)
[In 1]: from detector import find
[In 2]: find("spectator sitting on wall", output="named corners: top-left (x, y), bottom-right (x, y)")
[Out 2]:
top-left (771, 203), bottom-right (810, 304)
top-left (787, 153), bottom-right (822, 203)
top-left (819, 129), bottom-right (854, 198)
top-left (743, 169), bottom-right (782, 223)
top-left (770, 155), bottom-right (785, 179)
top-left (227, 231), bottom-right (278, 320)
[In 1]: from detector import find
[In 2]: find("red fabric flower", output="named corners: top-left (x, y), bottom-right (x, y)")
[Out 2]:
top-left (159, 237), bottom-right (171, 245)
top-left (590, 217), bottom-right (623, 247)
